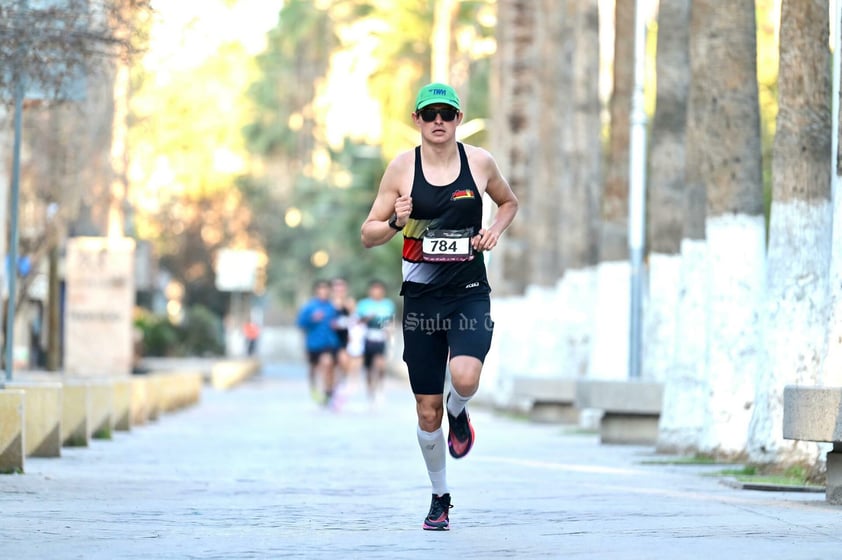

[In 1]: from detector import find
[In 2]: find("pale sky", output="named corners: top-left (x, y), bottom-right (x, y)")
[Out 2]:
top-left (144, 0), bottom-right (282, 74)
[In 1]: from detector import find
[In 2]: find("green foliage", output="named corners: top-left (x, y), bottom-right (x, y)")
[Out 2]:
top-left (130, 40), bottom-right (257, 199)
top-left (92, 426), bottom-right (112, 440)
top-left (708, 466), bottom-right (754, 478)
top-left (364, 1), bottom-right (432, 156)
top-left (238, 139), bottom-right (401, 310)
top-left (129, 33), bottom-right (266, 319)
top-left (239, 0), bottom-right (497, 315)
top-left (243, 0), bottom-right (335, 158)
top-left (639, 454), bottom-right (721, 466)
top-left (156, 197), bottom-right (231, 319)
top-left (135, 312), bottom-right (179, 357)
top-left (710, 464), bottom-right (824, 488)
top-left (64, 433), bottom-right (88, 447)
top-left (135, 305), bottom-right (224, 357)
top-left (181, 305), bottom-right (225, 357)
top-left (364, 0), bottom-right (496, 157)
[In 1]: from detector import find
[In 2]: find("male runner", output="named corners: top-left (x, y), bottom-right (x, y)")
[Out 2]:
top-left (361, 82), bottom-right (518, 530)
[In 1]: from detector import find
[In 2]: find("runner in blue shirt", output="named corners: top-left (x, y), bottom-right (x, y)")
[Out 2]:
top-left (297, 280), bottom-right (340, 405)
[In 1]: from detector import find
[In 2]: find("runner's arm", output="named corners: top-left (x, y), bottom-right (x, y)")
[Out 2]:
top-left (474, 154), bottom-right (519, 252)
top-left (361, 159), bottom-right (410, 248)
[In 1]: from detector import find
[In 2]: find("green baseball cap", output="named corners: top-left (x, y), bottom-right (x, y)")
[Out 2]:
top-left (415, 82), bottom-right (461, 111)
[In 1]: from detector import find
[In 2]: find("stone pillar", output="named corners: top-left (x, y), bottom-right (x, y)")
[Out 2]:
top-left (0, 390), bottom-right (25, 472)
top-left (7, 381), bottom-right (62, 457)
top-left (827, 443), bottom-right (842, 505)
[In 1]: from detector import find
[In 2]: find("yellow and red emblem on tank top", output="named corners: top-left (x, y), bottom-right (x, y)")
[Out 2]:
top-left (450, 189), bottom-right (475, 201)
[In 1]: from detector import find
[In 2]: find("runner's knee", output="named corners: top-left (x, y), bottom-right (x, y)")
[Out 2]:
top-left (449, 355), bottom-right (482, 394)
top-left (416, 396), bottom-right (444, 430)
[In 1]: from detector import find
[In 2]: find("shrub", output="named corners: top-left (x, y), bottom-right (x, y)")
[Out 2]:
top-left (180, 305), bottom-right (225, 357)
top-left (134, 305), bottom-right (224, 357)
top-left (135, 311), bottom-right (179, 357)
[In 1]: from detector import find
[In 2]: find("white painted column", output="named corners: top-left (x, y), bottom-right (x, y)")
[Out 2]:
top-left (588, 260), bottom-right (631, 381)
top-left (656, 239), bottom-right (708, 454)
top-left (700, 214), bottom-right (766, 457)
top-left (824, 0), bottom-right (842, 386)
top-left (643, 253), bottom-right (681, 383)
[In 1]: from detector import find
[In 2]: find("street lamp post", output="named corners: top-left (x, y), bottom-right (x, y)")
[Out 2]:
top-left (628, 0), bottom-right (649, 380)
top-left (3, 0), bottom-right (28, 386)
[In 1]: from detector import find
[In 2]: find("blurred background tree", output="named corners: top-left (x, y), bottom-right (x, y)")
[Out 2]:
top-left (123, 0), bottom-right (783, 330)
top-left (0, 0), bottom-right (152, 368)
top-left (236, 0), bottom-right (496, 317)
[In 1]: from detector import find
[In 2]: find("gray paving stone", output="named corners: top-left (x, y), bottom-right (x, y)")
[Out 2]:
top-left (0, 363), bottom-right (840, 559)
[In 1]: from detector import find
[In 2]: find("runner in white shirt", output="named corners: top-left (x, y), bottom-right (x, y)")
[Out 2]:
top-left (355, 279), bottom-right (396, 404)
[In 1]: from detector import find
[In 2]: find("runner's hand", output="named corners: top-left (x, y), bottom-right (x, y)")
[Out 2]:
top-left (472, 228), bottom-right (499, 252)
top-left (394, 194), bottom-right (413, 227)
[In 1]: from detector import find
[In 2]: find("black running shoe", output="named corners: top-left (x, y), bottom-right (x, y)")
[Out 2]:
top-left (423, 493), bottom-right (452, 531)
top-left (447, 394), bottom-right (475, 459)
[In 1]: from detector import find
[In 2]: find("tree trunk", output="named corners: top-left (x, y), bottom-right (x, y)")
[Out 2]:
top-left (69, 54), bottom-right (117, 237)
top-left (599, 0), bottom-right (633, 262)
top-left (46, 245), bottom-right (60, 371)
top-left (647, 0), bottom-right (689, 256)
top-left (489, 0), bottom-right (539, 295)
top-left (566, 0), bottom-right (601, 270)
top-left (108, 59), bottom-right (130, 237)
top-left (647, 0), bottom-right (690, 450)
top-left (689, 0), bottom-right (766, 459)
top-left (748, 0), bottom-right (832, 465)
top-left (556, 0), bottom-right (601, 380)
top-left (657, 0), bottom-right (713, 454)
top-left (530, 0), bottom-right (564, 286)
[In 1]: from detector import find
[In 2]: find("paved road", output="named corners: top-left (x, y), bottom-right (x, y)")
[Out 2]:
top-left (1, 363), bottom-right (840, 559)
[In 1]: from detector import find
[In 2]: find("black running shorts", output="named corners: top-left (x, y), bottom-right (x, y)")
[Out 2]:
top-left (307, 348), bottom-right (337, 366)
top-left (402, 292), bottom-right (494, 395)
top-left (363, 340), bottom-right (387, 368)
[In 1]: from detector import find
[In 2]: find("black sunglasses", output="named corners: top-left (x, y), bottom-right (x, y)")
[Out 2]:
top-left (417, 108), bottom-right (458, 122)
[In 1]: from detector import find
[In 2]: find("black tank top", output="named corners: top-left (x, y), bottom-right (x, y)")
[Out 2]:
top-left (400, 142), bottom-right (490, 297)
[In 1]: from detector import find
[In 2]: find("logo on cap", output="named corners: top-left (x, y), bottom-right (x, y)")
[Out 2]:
top-left (415, 82), bottom-right (461, 110)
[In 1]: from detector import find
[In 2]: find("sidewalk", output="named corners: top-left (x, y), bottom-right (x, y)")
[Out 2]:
top-left (1, 363), bottom-right (840, 559)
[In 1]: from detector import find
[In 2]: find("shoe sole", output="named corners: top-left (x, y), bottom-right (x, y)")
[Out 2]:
top-left (447, 414), bottom-right (475, 459)
top-left (422, 522), bottom-right (449, 531)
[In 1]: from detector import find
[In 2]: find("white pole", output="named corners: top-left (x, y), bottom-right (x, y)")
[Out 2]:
top-left (4, 0), bottom-right (27, 384)
top-left (628, 0), bottom-right (648, 379)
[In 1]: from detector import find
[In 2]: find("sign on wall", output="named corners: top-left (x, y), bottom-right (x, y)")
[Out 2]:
top-left (215, 249), bottom-right (260, 292)
top-left (64, 237), bottom-right (135, 376)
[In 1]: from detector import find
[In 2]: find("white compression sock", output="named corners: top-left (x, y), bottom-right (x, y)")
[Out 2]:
top-left (416, 426), bottom-right (448, 495)
top-left (447, 386), bottom-right (471, 417)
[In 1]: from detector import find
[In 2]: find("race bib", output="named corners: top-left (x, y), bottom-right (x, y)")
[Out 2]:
top-left (422, 228), bottom-right (474, 262)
